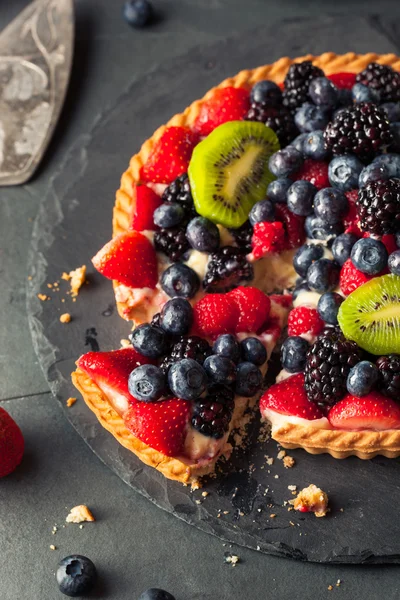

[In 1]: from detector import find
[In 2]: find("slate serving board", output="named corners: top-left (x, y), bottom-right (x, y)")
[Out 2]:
top-left (27, 15), bottom-right (400, 564)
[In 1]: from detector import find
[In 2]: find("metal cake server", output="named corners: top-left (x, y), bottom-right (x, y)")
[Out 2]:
top-left (0, 0), bottom-right (74, 186)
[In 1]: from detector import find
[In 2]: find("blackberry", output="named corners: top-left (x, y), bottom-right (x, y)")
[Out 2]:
top-left (203, 246), bottom-right (254, 291)
top-left (356, 62), bottom-right (400, 103)
top-left (357, 178), bottom-right (400, 235)
top-left (159, 336), bottom-right (211, 374)
top-left (154, 226), bottom-right (190, 262)
top-left (324, 103), bottom-right (393, 162)
top-left (376, 355), bottom-right (400, 401)
top-left (245, 104), bottom-right (298, 146)
top-left (304, 327), bottom-right (362, 409)
top-left (191, 385), bottom-right (235, 439)
top-left (282, 60), bottom-right (324, 111)
top-left (228, 221), bottom-right (253, 253)
top-left (162, 173), bottom-right (193, 207)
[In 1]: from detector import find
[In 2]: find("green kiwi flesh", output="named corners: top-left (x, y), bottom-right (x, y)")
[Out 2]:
top-left (338, 274), bottom-right (400, 355)
top-left (188, 120), bottom-right (279, 228)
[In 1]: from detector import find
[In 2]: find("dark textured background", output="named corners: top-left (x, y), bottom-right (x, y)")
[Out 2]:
top-left (2, 0), bottom-right (400, 598)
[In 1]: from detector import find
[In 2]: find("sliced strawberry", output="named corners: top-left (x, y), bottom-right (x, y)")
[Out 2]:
top-left (328, 392), bottom-right (400, 431)
top-left (340, 258), bottom-right (372, 296)
top-left (274, 203), bottom-right (306, 249)
top-left (0, 408), bottom-right (24, 478)
top-left (287, 306), bottom-right (324, 337)
top-left (293, 159), bottom-right (330, 190)
top-left (327, 72), bottom-right (357, 89)
top-left (344, 189), bottom-right (362, 237)
top-left (260, 373), bottom-right (323, 420)
top-left (251, 221), bottom-right (286, 258)
top-left (130, 184), bottom-right (162, 231)
top-left (228, 286), bottom-right (271, 333)
top-left (193, 87), bottom-right (250, 137)
top-left (269, 293), bottom-right (293, 308)
top-left (193, 294), bottom-right (239, 338)
top-left (140, 126), bottom-right (199, 184)
top-left (259, 315), bottom-right (281, 340)
top-left (92, 231), bottom-right (158, 289)
top-left (124, 397), bottom-right (191, 456)
top-left (77, 348), bottom-right (154, 402)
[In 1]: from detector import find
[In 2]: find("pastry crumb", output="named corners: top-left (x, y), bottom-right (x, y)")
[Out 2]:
top-left (50, 545), bottom-right (56, 551)
top-left (274, 474), bottom-right (279, 479)
top-left (66, 397), bottom-right (77, 408)
top-left (61, 272), bottom-right (71, 281)
top-left (277, 450), bottom-right (286, 460)
top-left (68, 265), bottom-right (86, 297)
top-left (191, 480), bottom-right (201, 491)
top-left (201, 491), bottom-right (209, 498)
top-left (328, 585), bottom-right (333, 591)
top-left (224, 553), bottom-right (240, 567)
top-left (66, 505), bottom-right (95, 524)
top-left (290, 484), bottom-right (329, 518)
top-left (269, 513), bottom-right (276, 518)
top-left (283, 455), bottom-right (295, 468)
top-left (37, 293), bottom-right (49, 301)
top-left (336, 579), bottom-right (341, 587)
top-left (27, 275), bottom-right (32, 281)
top-left (60, 313), bottom-right (72, 323)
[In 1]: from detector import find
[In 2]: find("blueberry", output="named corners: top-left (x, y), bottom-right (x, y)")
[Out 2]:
top-left (331, 233), bottom-right (358, 266)
top-left (309, 77), bottom-right (339, 108)
top-left (305, 215), bottom-right (343, 241)
top-left (306, 258), bottom-right (340, 293)
top-left (313, 187), bottom-right (348, 225)
top-left (250, 80), bottom-right (282, 106)
top-left (381, 102), bottom-right (400, 123)
top-left (186, 216), bottom-right (220, 252)
top-left (123, 0), bottom-right (153, 27)
top-left (286, 180), bottom-right (317, 216)
top-left (317, 292), bottom-right (344, 325)
top-left (303, 130), bottom-right (329, 161)
top-left (153, 202), bottom-right (185, 228)
top-left (267, 178), bottom-right (292, 203)
top-left (130, 324), bottom-right (168, 358)
top-left (337, 88), bottom-right (352, 107)
top-left (390, 122), bottom-right (400, 153)
top-left (388, 250), bottom-right (400, 275)
top-left (328, 155), bottom-right (363, 192)
top-left (249, 199), bottom-right (275, 225)
top-left (240, 337), bottom-right (267, 366)
top-left (168, 359), bottom-right (207, 401)
top-left (203, 355), bottom-right (236, 385)
top-left (160, 297), bottom-right (192, 335)
top-left (293, 243), bottom-right (324, 277)
top-left (161, 263), bottom-right (200, 298)
top-left (292, 282), bottom-right (311, 301)
top-left (351, 82), bottom-right (380, 104)
top-left (235, 362), bottom-right (263, 397)
top-left (351, 238), bottom-right (388, 275)
top-left (213, 334), bottom-right (241, 363)
top-left (268, 147), bottom-right (303, 178)
top-left (56, 555), bottom-right (97, 597)
top-left (281, 336), bottom-right (309, 373)
top-left (294, 102), bottom-right (330, 133)
top-left (290, 132), bottom-right (308, 154)
top-left (358, 162), bottom-right (390, 188)
top-left (138, 589), bottom-right (176, 600)
top-left (372, 153), bottom-right (400, 178)
top-left (128, 364), bottom-right (166, 402)
top-left (347, 361), bottom-right (379, 397)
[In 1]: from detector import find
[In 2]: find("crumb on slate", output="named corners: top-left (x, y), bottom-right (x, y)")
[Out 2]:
top-left (290, 484), bottom-right (329, 518)
top-left (201, 491), bottom-right (209, 498)
top-left (328, 585), bottom-right (333, 591)
top-left (60, 313), bottom-right (72, 323)
top-left (66, 397), bottom-right (77, 408)
top-left (283, 456), bottom-right (295, 469)
top-left (66, 505), bottom-right (95, 524)
top-left (224, 553), bottom-right (240, 567)
top-left (50, 545), bottom-right (56, 551)
top-left (277, 450), bottom-right (286, 460)
top-left (37, 293), bottom-right (49, 301)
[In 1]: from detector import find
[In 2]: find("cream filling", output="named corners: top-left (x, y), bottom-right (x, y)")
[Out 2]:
top-left (262, 407), bottom-right (331, 433)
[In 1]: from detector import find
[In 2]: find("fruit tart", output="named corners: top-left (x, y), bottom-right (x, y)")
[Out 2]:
top-left (73, 52), bottom-right (400, 482)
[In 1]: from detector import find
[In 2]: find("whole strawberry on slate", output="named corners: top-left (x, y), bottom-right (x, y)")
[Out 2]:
top-left (0, 407), bottom-right (24, 477)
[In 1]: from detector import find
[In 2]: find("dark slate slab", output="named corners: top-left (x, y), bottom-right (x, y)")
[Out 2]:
top-left (27, 16), bottom-right (400, 564)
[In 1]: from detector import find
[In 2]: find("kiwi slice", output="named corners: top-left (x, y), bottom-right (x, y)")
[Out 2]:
top-left (338, 274), bottom-right (400, 355)
top-left (188, 120), bottom-right (279, 228)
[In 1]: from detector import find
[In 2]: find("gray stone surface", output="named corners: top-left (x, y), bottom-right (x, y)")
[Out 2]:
top-left (2, 0), bottom-right (400, 598)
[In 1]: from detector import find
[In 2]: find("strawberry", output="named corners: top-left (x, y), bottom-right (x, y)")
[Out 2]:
top-left (274, 203), bottom-right (306, 249)
top-left (269, 293), bottom-right (293, 308)
top-left (343, 189), bottom-right (362, 237)
top-left (287, 306), bottom-right (324, 337)
top-left (293, 159), bottom-right (330, 190)
top-left (77, 348), bottom-right (154, 402)
top-left (260, 373), bottom-right (323, 420)
top-left (193, 294), bottom-right (239, 338)
top-left (260, 315), bottom-right (281, 341)
top-left (92, 231), bottom-right (158, 289)
top-left (328, 392), bottom-right (400, 431)
top-left (140, 126), bottom-right (199, 184)
top-left (251, 221), bottom-right (286, 258)
top-left (340, 258), bottom-right (373, 296)
top-left (327, 72), bottom-right (357, 89)
top-left (130, 184), bottom-right (162, 231)
top-left (0, 408), bottom-right (24, 478)
top-left (124, 397), bottom-right (191, 456)
top-left (228, 286), bottom-right (271, 333)
top-left (193, 86), bottom-right (250, 137)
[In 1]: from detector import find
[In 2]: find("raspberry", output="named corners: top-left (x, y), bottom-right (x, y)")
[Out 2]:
top-left (287, 306), bottom-right (324, 337)
top-left (193, 294), bottom-right (239, 338)
top-left (282, 60), bottom-right (325, 111)
top-left (228, 286), bottom-right (271, 333)
top-left (356, 62), bottom-right (400, 102)
top-left (203, 246), bottom-right (254, 291)
top-left (191, 385), bottom-right (235, 439)
top-left (293, 159), bottom-right (330, 190)
top-left (274, 203), bottom-right (306, 249)
top-left (327, 72), bottom-right (357, 89)
top-left (339, 258), bottom-right (372, 296)
top-left (193, 87), bottom-right (250, 136)
top-left (357, 178), bottom-right (400, 236)
top-left (376, 355), bottom-right (400, 401)
top-left (343, 189), bottom-right (362, 236)
top-left (245, 104), bottom-right (298, 146)
top-left (251, 221), bottom-right (286, 258)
